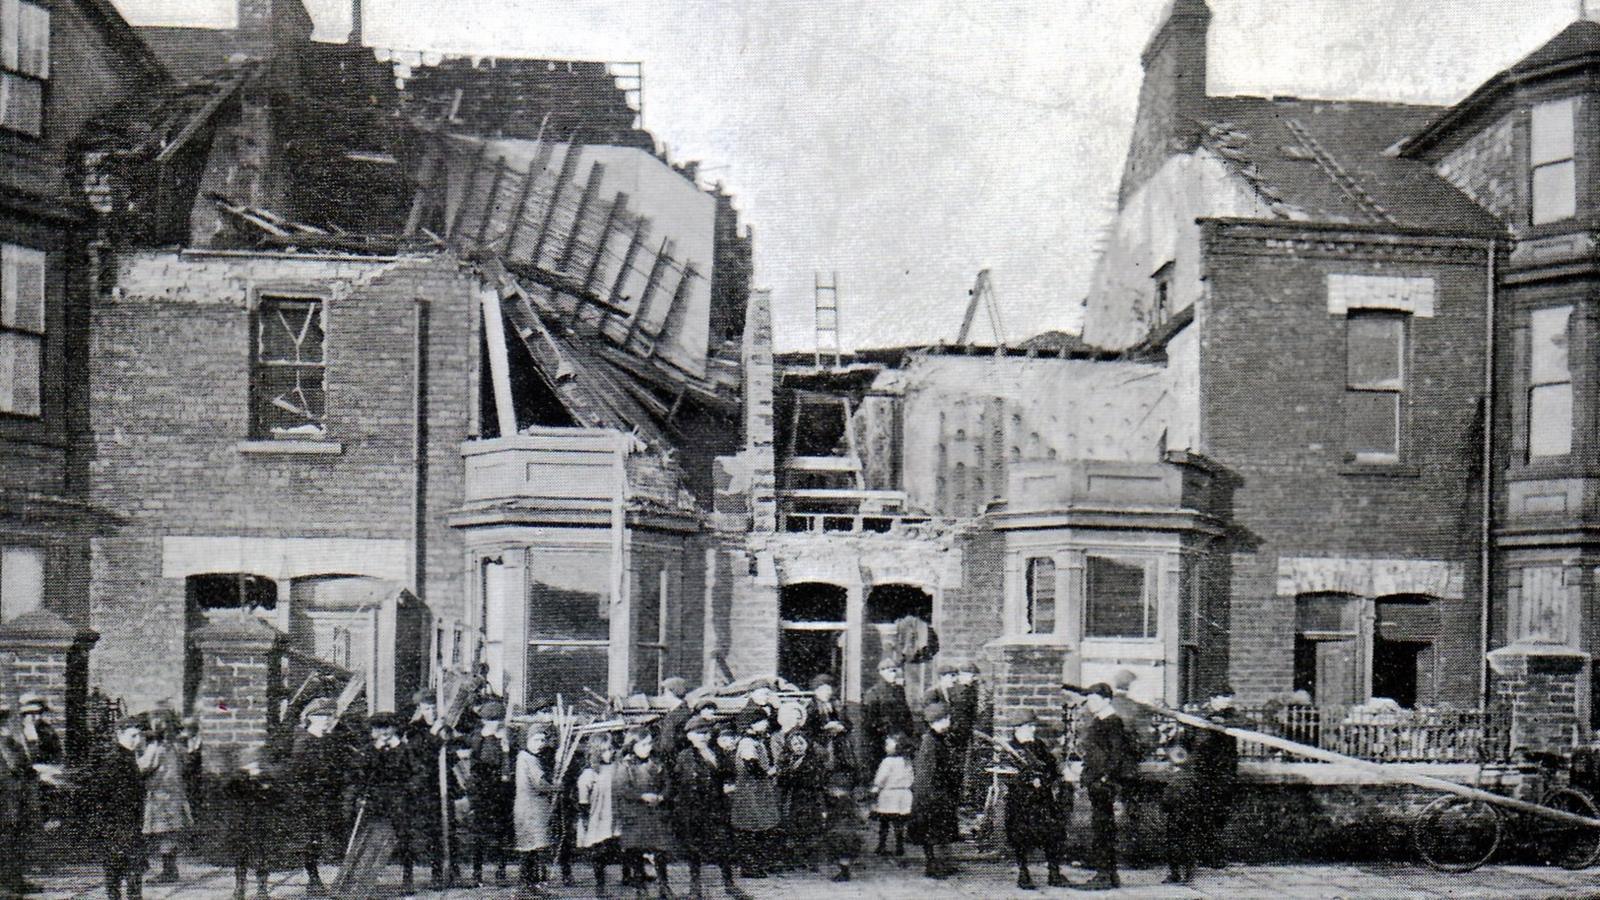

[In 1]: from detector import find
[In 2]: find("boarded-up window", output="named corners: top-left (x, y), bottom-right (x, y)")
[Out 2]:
top-left (1346, 312), bottom-right (1405, 463)
top-left (0, 544), bottom-right (43, 621)
top-left (0, 242), bottom-right (44, 416)
top-left (1513, 566), bottom-right (1579, 647)
top-left (1532, 98), bottom-right (1577, 225)
top-left (1528, 305), bottom-right (1573, 459)
top-left (252, 296), bottom-right (326, 438)
top-left (1025, 557), bottom-right (1056, 635)
top-left (1085, 556), bottom-right (1152, 639)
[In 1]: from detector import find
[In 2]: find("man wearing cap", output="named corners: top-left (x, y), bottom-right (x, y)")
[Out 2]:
top-left (288, 697), bottom-right (349, 896)
top-left (1193, 686), bottom-right (1240, 869)
top-left (339, 713), bottom-right (419, 896)
top-left (466, 700), bottom-right (513, 886)
top-left (924, 664), bottom-right (975, 796)
top-left (673, 716), bottom-right (741, 898)
top-left (655, 677), bottom-right (692, 765)
top-left (91, 714), bottom-right (150, 900)
top-left (1074, 684), bottom-right (1135, 891)
top-left (860, 655), bottom-right (913, 785)
top-left (1005, 712), bottom-right (1068, 889)
top-left (405, 688), bottom-right (452, 889)
top-left (909, 701), bottom-right (960, 878)
top-left (18, 694), bottom-right (60, 765)
top-left (806, 674), bottom-right (853, 778)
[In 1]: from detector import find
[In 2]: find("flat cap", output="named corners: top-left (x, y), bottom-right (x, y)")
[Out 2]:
top-left (1084, 683), bottom-right (1113, 699)
top-left (18, 693), bottom-right (47, 713)
top-left (809, 673), bottom-right (836, 689)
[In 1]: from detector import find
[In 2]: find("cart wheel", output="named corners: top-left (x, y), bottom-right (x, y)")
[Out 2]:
top-left (1534, 787), bottom-right (1600, 870)
top-left (1413, 795), bottom-right (1501, 873)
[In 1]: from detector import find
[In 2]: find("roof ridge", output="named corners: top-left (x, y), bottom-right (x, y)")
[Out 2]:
top-left (1280, 117), bottom-right (1398, 226)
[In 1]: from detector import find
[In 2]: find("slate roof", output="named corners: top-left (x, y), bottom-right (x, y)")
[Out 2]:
top-left (135, 26), bottom-right (241, 82)
top-left (1511, 18), bottom-right (1600, 75)
top-left (1201, 96), bottom-right (1504, 234)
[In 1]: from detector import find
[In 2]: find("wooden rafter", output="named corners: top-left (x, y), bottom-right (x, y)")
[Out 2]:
top-left (557, 161), bottom-right (607, 274)
top-left (648, 262), bottom-right (697, 359)
top-left (607, 217), bottom-right (651, 309)
top-left (626, 238), bottom-right (675, 345)
top-left (529, 134), bottom-right (584, 268)
top-left (473, 157), bottom-right (509, 247)
top-left (581, 192), bottom-right (628, 296)
top-left (445, 141), bottom-right (492, 241)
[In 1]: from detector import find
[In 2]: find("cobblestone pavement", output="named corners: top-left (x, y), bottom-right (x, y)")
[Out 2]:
top-left (19, 856), bottom-right (1600, 899)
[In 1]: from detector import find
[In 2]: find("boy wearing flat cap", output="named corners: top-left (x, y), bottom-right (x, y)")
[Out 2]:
top-left (1073, 684), bottom-right (1135, 891)
top-left (287, 697), bottom-right (349, 896)
top-left (91, 714), bottom-right (149, 900)
top-left (1005, 712), bottom-right (1067, 889)
top-left (909, 701), bottom-right (959, 879)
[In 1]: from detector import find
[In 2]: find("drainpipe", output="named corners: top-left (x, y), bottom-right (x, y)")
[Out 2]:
top-left (1479, 239), bottom-right (1496, 711)
top-left (413, 297), bottom-right (430, 619)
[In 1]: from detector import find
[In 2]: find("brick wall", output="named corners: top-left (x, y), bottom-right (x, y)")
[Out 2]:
top-left (1118, 0), bottom-right (1210, 208)
top-left (1200, 224), bottom-right (1492, 704)
top-left (985, 642), bottom-right (1070, 735)
top-left (938, 523), bottom-right (1005, 669)
top-left (1488, 647), bottom-right (1588, 753)
top-left (89, 251), bottom-right (477, 711)
top-left (191, 615), bottom-right (284, 770)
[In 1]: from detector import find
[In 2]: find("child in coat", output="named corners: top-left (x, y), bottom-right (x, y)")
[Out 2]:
top-left (577, 736), bottom-right (623, 890)
top-left (871, 733), bottom-right (913, 857)
top-left (513, 726), bottom-right (558, 891)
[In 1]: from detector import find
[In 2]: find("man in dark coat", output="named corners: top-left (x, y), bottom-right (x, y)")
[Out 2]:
top-left (805, 674), bottom-right (854, 780)
top-left (219, 744), bottom-right (280, 900)
top-left (1074, 683), bottom-right (1135, 891)
top-left (654, 678), bottom-right (693, 766)
top-left (1004, 712), bottom-right (1067, 889)
top-left (338, 714), bottom-right (420, 897)
top-left (0, 698), bottom-right (38, 898)
top-left (465, 700), bottom-right (512, 886)
top-left (405, 689), bottom-right (452, 889)
top-left (93, 715), bottom-right (150, 900)
top-left (859, 655), bottom-right (913, 785)
top-left (923, 664), bottom-right (975, 799)
top-left (18, 694), bottom-right (61, 764)
top-left (908, 701), bottom-right (960, 879)
top-left (287, 698), bottom-right (349, 896)
top-left (1192, 686), bottom-right (1240, 869)
top-left (673, 715), bottom-right (740, 897)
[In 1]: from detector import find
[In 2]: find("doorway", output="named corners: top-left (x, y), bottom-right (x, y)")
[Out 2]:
top-left (779, 584), bottom-right (847, 689)
top-left (865, 584), bottom-right (935, 701)
top-left (1371, 638), bottom-right (1426, 708)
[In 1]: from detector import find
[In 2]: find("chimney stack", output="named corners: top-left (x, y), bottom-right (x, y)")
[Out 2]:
top-left (350, 0), bottom-right (363, 45)
top-left (1118, 0), bottom-right (1212, 207)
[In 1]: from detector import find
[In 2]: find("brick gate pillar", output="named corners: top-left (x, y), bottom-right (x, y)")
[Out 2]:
top-left (1487, 644), bottom-right (1590, 755)
top-left (0, 609), bottom-right (99, 759)
top-left (192, 614), bottom-right (286, 773)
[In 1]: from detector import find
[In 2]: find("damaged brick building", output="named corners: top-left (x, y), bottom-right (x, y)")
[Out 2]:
top-left (76, 0), bottom-right (751, 730)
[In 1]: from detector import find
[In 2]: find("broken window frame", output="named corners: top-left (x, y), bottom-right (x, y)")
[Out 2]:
top-left (250, 292), bottom-right (329, 440)
top-left (1531, 97), bottom-right (1577, 226)
top-left (1344, 311), bottom-right (1406, 465)
top-left (0, 242), bottom-right (44, 417)
top-left (1023, 556), bottom-right (1057, 636)
top-left (0, 0), bottom-right (47, 138)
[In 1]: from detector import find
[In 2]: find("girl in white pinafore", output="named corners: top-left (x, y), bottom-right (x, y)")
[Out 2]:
top-left (576, 736), bottom-right (623, 889)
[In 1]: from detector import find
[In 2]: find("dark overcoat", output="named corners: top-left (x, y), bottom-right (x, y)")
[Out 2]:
top-left (355, 742), bottom-right (418, 849)
top-left (613, 753), bottom-right (675, 852)
top-left (907, 728), bottom-right (959, 845)
top-left (1005, 738), bottom-right (1066, 850)
top-left (859, 681), bottom-right (913, 780)
top-left (468, 733), bottom-right (513, 840)
top-left (1080, 713), bottom-right (1136, 789)
top-left (730, 736), bottom-right (780, 833)
top-left (671, 745), bottom-right (732, 858)
top-left (778, 739), bottom-right (828, 841)
top-left (90, 742), bottom-right (147, 864)
top-left (287, 729), bottom-right (350, 830)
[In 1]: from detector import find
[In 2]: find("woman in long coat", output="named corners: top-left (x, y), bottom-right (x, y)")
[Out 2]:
top-left (777, 729), bottom-right (828, 866)
top-left (908, 702), bottom-right (960, 879)
top-left (614, 728), bottom-right (674, 896)
top-left (512, 726), bottom-right (557, 891)
top-left (729, 708), bottom-right (780, 878)
top-left (1005, 713), bottom-right (1067, 889)
top-left (141, 716), bottom-right (192, 883)
top-left (673, 719), bottom-right (738, 896)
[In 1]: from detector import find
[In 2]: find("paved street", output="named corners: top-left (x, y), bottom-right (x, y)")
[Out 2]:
top-left (20, 857), bottom-right (1600, 899)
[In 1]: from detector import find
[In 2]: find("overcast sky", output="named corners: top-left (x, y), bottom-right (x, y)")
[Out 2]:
top-left (113, 1), bottom-right (1583, 351)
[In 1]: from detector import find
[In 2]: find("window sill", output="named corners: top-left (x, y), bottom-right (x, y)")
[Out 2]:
top-left (1339, 463), bottom-right (1421, 478)
top-left (987, 634), bottom-right (1075, 649)
top-left (236, 439), bottom-right (343, 456)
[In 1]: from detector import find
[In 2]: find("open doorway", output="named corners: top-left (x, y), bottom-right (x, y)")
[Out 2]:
top-left (865, 584), bottom-right (934, 700)
top-left (779, 584), bottom-right (847, 689)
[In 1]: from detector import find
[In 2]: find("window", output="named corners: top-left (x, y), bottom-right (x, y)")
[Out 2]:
top-left (252, 295), bottom-right (326, 438)
top-left (635, 568), bottom-right (669, 693)
top-left (1085, 556), bottom-right (1153, 639)
top-left (1151, 261), bottom-right (1174, 329)
top-left (1532, 98), bottom-right (1577, 225)
top-left (0, 544), bottom-right (43, 622)
top-left (0, 0), bottom-right (48, 137)
top-left (1528, 305), bottom-right (1573, 459)
top-left (1024, 557), bottom-right (1056, 635)
top-left (1345, 312), bottom-right (1405, 463)
top-left (0, 243), bottom-right (44, 416)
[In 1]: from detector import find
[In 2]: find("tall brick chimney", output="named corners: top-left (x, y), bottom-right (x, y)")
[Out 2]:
top-left (1118, 0), bottom-right (1212, 207)
top-left (230, 0), bottom-right (315, 60)
top-left (350, 0), bottom-right (363, 45)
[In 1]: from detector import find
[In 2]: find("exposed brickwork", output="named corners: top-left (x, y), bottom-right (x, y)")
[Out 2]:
top-left (1488, 647), bottom-right (1588, 754)
top-left (985, 642), bottom-right (1070, 735)
top-left (191, 616), bottom-right (285, 771)
top-left (88, 251), bottom-right (477, 711)
top-left (721, 548), bottom-right (779, 682)
top-left (939, 524), bottom-right (1005, 669)
top-left (1118, 0), bottom-right (1211, 208)
top-left (0, 609), bottom-right (97, 755)
top-left (1200, 224), bottom-right (1492, 705)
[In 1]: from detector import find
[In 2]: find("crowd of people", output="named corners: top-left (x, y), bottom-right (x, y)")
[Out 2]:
top-left (0, 656), bottom-right (1242, 898)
